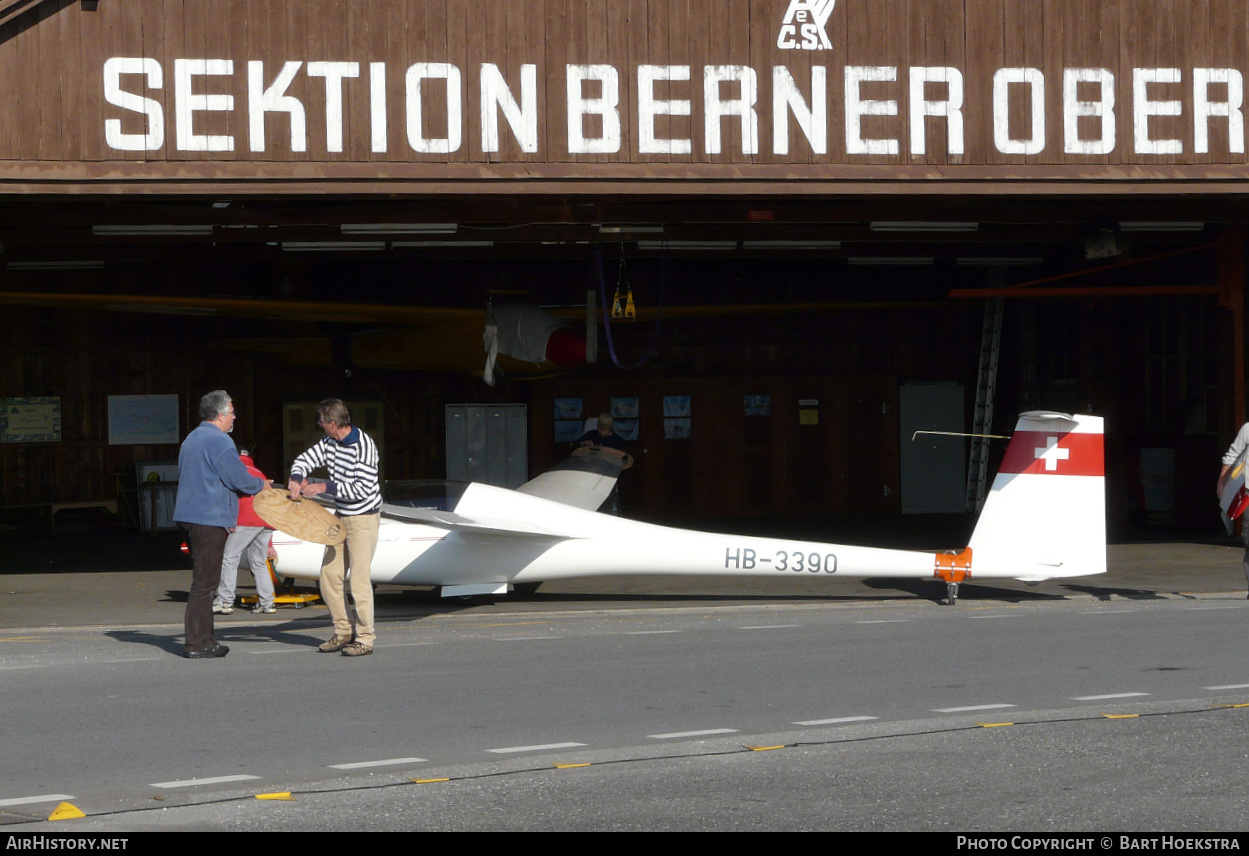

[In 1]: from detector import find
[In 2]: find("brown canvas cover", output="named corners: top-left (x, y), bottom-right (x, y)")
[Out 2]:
top-left (253, 489), bottom-right (346, 546)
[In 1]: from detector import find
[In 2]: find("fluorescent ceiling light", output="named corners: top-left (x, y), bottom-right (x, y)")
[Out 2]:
top-left (742, 240), bottom-right (841, 250)
top-left (93, 225), bottom-right (214, 236)
top-left (638, 241), bottom-right (737, 251)
top-left (392, 241), bottom-right (494, 248)
top-left (340, 223), bottom-right (457, 235)
top-left (847, 256), bottom-right (935, 265)
top-left (599, 224), bottom-right (665, 235)
top-left (1119, 221), bottom-right (1205, 232)
top-left (7, 260), bottom-right (105, 270)
top-left (956, 257), bottom-right (1043, 266)
top-left (281, 241), bottom-right (386, 252)
top-left (869, 221), bottom-right (979, 232)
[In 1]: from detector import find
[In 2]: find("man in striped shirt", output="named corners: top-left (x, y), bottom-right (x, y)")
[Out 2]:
top-left (289, 399), bottom-right (382, 657)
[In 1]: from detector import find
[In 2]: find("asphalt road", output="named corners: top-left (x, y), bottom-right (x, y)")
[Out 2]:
top-left (5, 590), bottom-right (1249, 832)
top-left (3, 523), bottom-right (1249, 831)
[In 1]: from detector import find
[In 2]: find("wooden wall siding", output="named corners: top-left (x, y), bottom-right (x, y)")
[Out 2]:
top-left (0, 302), bottom-right (468, 513)
top-left (2, 0), bottom-right (1249, 190)
top-left (528, 375), bottom-right (902, 519)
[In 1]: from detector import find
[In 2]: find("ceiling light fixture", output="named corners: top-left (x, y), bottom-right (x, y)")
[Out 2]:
top-left (741, 240), bottom-right (842, 250)
top-left (281, 241), bottom-right (386, 252)
top-left (638, 240), bottom-right (737, 251)
top-left (598, 224), bottom-right (666, 236)
top-left (846, 256), bottom-right (936, 265)
top-left (391, 241), bottom-right (494, 248)
top-left (1118, 222), bottom-right (1206, 232)
top-left (92, 225), bottom-right (214, 236)
top-left (340, 223), bottom-right (457, 235)
top-left (7, 260), bottom-right (105, 270)
top-left (956, 257), bottom-right (1043, 266)
top-left (869, 221), bottom-right (979, 232)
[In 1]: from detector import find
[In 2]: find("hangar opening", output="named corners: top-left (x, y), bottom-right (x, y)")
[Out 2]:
top-left (0, 1), bottom-right (1245, 540)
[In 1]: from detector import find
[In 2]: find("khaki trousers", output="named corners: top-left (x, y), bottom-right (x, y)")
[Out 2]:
top-left (319, 512), bottom-right (380, 647)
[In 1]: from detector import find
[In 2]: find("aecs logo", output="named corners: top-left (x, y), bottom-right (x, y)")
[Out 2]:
top-left (776, 0), bottom-right (835, 50)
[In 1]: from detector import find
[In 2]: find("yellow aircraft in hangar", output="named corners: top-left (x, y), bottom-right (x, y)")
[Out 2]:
top-left (0, 290), bottom-right (589, 382)
top-left (0, 287), bottom-right (883, 380)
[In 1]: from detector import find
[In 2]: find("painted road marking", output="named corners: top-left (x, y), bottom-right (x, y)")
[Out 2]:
top-left (328, 757), bottom-right (427, 770)
top-left (932, 703), bottom-right (1017, 713)
top-left (1071, 692), bottom-right (1150, 701)
top-left (738, 624), bottom-right (802, 630)
top-left (793, 716), bottom-right (878, 726)
top-left (647, 728), bottom-right (739, 739)
top-left (486, 742), bottom-right (587, 754)
top-left (385, 642), bottom-right (439, 648)
top-left (151, 775), bottom-right (262, 789)
top-left (1203, 683), bottom-right (1249, 690)
top-left (250, 642), bottom-right (435, 654)
top-left (0, 794), bottom-right (75, 807)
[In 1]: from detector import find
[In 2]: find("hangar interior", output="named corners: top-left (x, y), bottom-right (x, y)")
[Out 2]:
top-left (1, 0), bottom-right (1245, 538)
top-left (0, 192), bottom-right (1238, 533)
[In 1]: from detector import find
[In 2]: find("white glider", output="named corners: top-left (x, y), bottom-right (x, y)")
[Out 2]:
top-left (270, 411), bottom-right (1105, 605)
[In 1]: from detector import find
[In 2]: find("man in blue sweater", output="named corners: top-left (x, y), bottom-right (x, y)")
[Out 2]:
top-left (173, 390), bottom-right (268, 659)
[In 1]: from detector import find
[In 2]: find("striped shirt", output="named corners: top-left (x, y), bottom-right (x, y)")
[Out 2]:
top-left (290, 426), bottom-right (382, 516)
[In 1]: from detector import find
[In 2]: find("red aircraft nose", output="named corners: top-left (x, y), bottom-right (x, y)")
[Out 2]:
top-left (545, 327), bottom-right (587, 367)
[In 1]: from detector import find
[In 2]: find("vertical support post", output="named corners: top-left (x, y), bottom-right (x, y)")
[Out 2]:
top-left (585, 289), bottom-right (598, 364)
top-left (967, 296), bottom-right (1004, 511)
top-left (1218, 228), bottom-right (1248, 424)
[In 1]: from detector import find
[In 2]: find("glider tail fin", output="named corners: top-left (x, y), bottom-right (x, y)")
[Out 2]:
top-left (961, 411), bottom-right (1106, 581)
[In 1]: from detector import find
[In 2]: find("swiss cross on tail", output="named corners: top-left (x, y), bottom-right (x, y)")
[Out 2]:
top-left (998, 431), bottom-right (1104, 477)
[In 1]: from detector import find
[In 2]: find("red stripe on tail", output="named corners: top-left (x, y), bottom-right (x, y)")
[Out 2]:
top-left (999, 431), bottom-right (1103, 477)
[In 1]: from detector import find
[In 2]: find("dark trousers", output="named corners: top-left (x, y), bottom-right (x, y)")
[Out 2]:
top-left (184, 523), bottom-right (229, 651)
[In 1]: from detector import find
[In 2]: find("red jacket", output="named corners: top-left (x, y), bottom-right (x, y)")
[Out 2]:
top-left (236, 455), bottom-right (272, 529)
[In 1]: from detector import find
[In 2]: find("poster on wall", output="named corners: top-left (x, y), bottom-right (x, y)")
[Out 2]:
top-left (613, 419), bottom-right (639, 441)
top-left (554, 398), bottom-right (583, 420)
top-left (1, 397), bottom-right (61, 443)
top-left (744, 395), bottom-right (771, 416)
top-left (553, 398), bottom-right (585, 443)
top-left (108, 394), bottom-right (180, 445)
top-left (611, 398), bottom-right (639, 419)
top-left (663, 395), bottom-right (691, 440)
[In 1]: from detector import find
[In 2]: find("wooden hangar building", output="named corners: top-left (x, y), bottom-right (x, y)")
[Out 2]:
top-left (0, 0), bottom-right (1245, 533)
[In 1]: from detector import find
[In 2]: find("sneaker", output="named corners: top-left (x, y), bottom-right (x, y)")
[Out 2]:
top-left (251, 603), bottom-right (277, 614)
top-left (341, 641), bottom-right (373, 657)
top-left (318, 634), bottom-right (352, 653)
top-left (212, 602), bottom-right (234, 615)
